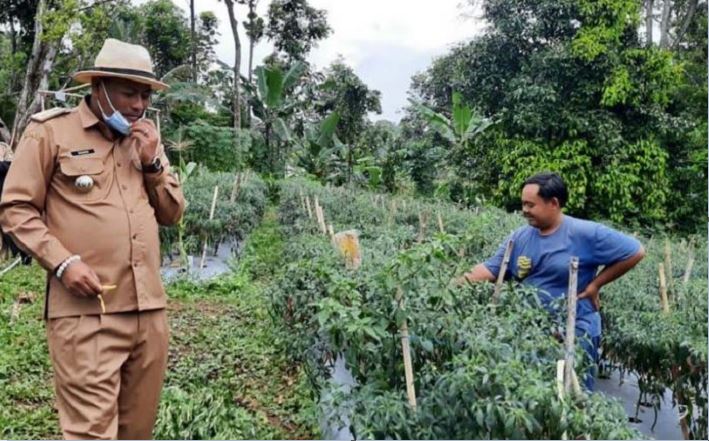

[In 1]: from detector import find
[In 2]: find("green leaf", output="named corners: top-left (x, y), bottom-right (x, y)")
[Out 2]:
top-left (283, 61), bottom-right (306, 91)
top-left (317, 112), bottom-right (340, 147)
top-left (452, 91), bottom-right (472, 137)
top-left (273, 118), bottom-right (291, 142)
top-left (264, 66), bottom-right (284, 109)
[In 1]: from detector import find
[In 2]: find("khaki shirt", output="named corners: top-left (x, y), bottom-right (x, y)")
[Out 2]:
top-left (0, 97), bottom-right (185, 318)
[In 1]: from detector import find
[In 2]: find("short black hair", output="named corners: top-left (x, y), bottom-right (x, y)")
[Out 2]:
top-left (522, 172), bottom-right (568, 208)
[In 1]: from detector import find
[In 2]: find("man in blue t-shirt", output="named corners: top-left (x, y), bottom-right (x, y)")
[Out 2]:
top-left (461, 172), bottom-right (645, 390)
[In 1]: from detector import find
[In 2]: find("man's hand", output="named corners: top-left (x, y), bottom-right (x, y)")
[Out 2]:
top-left (577, 282), bottom-right (600, 311)
top-left (129, 119), bottom-right (159, 164)
top-left (60, 261), bottom-right (103, 298)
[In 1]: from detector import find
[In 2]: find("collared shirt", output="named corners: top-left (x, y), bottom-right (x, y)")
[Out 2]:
top-left (0, 97), bottom-right (185, 318)
top-left (484, 215), bottom-right (642, 337)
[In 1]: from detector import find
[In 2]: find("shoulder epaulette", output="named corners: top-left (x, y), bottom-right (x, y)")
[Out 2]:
top-left (30, 107), bottom-right (72, 123)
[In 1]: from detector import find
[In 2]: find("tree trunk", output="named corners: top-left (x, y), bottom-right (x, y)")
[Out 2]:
top-left (224, 0), bottom-right (242, 136)
top-left (672, 0), bottom-right (698, 48)
top-left (645, 0), bottom-right (655, 46)
top-left (0, 117), bottom-right (11, 144)
top-left (11, 0), bottom-right (59, 150)
top-left (247, 0), bottom-right (256, 127)
top-left (659, 0), bottom-right (673, 48)
top-left (190, 0), bottom-right (197, 82)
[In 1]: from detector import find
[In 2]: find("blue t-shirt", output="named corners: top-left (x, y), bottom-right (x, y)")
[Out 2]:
top-left (484, 215), bottom-right (641, 337)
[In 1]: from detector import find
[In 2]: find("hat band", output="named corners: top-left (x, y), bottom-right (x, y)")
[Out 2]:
top-left (91, 66), bottom-right (157, 80)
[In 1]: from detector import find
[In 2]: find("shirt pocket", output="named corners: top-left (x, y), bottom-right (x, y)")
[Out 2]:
top-left (57, 155), bottom-right (112, 203)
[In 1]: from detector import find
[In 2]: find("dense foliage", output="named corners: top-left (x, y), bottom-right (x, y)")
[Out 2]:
top-left (262, 178), bottom-right (706, 439)
top-left (160, 168), bottom-right (268, 259)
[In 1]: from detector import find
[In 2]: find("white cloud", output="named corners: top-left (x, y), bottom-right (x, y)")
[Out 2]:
top-left (144, 0), bottom-right (484, 121)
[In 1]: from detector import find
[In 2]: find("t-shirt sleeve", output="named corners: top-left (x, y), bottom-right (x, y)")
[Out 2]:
top-left (483, 232), bottom-right (515, 279)
top-left (592, 223), bottom-right (642, 266)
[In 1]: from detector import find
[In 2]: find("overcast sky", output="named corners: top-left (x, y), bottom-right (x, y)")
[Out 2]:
top-left (151, 0), bottom-right (486, 121)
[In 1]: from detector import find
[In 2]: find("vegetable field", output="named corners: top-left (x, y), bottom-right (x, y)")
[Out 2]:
top-left (1, 176), bottom-right (706, 439)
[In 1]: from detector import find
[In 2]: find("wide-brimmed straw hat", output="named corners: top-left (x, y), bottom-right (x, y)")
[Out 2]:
top-left (72, 38), bottom-right (168, 91)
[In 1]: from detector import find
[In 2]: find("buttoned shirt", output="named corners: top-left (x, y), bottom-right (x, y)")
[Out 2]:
top-left (0, 97), bottom-right (185, 318)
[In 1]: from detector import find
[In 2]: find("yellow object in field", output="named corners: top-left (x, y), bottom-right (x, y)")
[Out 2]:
top-left (517, 256), bottom-right (532, 279)
top-left (334, 230), bottom-right (361, 270)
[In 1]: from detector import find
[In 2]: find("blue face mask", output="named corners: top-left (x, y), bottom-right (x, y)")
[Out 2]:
top-left (97, 82), bottom-right (133, 136)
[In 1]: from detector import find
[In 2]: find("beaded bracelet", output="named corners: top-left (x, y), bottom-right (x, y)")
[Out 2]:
top-left (56, 255), bottom-right (81, 280)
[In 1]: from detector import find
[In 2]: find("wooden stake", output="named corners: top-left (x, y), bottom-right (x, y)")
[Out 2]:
top-left (664, 239), bottom-right (674, 297)
top-left (199, 185), bottom-right (219, 269)
top-left (388, 200), bottom-right (397, 225)
top-left (314, 198), bottom-right (327, 234)
top-left (396, 286), bottom-right (417, 409)
top-left (659, 263), bottom-right (670, 313)
top-left (437, 212), bottom-right (445, 234)
top-left (564, 257), bottom-right (579, 396)
top-left (328, 224), bottom-right (335, 243)
top-left (299, 189), bottom-right (306, 212)
top-left (492, 240), bottom-right (514, 304)
top-left (0, 257), bottom-right (21, 278)
top-left (416, 212), bottom-right (428, 243)
top-left (305, 195), bottom-right (313, 219)
top-left (230, 172), bottom-right (242, 203)
top-left (683, 239), bottom-right (695, 286)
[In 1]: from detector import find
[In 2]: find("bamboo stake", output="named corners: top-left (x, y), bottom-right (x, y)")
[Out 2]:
top-left (314, 197), bottom-right (321, 230)
top-left (396, 286), bottom-right (417, 409)
top-left (230, 172), bottom-right (242, 203)
top-left (556, 360), bottom-right (568, 441)
top-left (437, 212), bottom-right (445, 234)
top-left (659, 263), bottom-right (670, 313)
top-left (0, 257), bottom-right (21, 278)
top-left (388, 200), bottom-right (397, 225)
top-left (314, 198), bottom-right (327, 234)
top-left (328, 224), bottom-right (335, 243)
top-left (305, 195), bottom-right (313, 219)
top-left (416, 212), bottom-right (428, 243)
top-left (564, 257), bottom-right (579, 396)
top-left (492, 240), bottom-right (514, 304)
top-left (683, 239), bottom-right (695, 286)
top-left (299, 189), bottom-right (306, 212)
top-left (199, 185), bottom-right (219, 269)
top-left (664, 239), bottom-right (674, 297)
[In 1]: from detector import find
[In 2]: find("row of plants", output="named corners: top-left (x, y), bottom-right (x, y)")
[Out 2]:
top-left (601, 236), bottom-right (707, 438)
top-left (0, 225), bottom-right (319, 439)
top-left (159, 167), bottom-right (268, 265)
top-left (264, 178), bottom-right (652, 439)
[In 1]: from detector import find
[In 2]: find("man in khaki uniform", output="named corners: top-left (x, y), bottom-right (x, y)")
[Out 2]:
top-left (0, 39), bottom-right (185, 439)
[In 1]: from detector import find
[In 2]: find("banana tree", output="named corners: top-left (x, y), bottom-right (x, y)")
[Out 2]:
top-left (294, 111), bottom-right (340, 180)
top-left (411, 91), bottom-right (494, 202)
top-left (251, 61), bottom-right (306, 175)
top-left (411, 91), bottom-right (493, 155)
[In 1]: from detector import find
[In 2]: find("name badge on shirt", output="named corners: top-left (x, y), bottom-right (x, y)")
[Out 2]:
top-left (70, 149), bottom-right (95, 157)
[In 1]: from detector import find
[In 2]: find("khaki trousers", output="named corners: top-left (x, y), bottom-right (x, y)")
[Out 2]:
top-left (46, 309), bottom-right (169, 440)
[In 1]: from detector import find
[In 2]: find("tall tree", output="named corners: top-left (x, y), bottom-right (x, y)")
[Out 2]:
top-left (11, 0), bottom-right (77, 148)
top-left (316, 59), bottom-right (381, 146)
top-left (190, 0), bottom-right (196, 82)
top-left (189, 11), bottom-right (220, 83)
top-left (221, 0), bottom-right (242, 133)
top-left (243, 0), bottom-right (264, 126)
top-left (265, 0), bottom-right (331, 62)
top-left (407, 0), bottom-right (692, 228)
top-left (243, 0), bottom-right (264, 84)
top-left (140, 0), bottom-right (191, 77)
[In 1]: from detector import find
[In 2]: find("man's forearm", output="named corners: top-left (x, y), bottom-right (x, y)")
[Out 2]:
top-left (463, 263), bottom-right (496, 282)
top-left (591, 247), bottom-right (646, 290)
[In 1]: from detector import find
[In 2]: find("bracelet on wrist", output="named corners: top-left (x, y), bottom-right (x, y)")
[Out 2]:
top-left (56, 255), bottom-right (81, 279)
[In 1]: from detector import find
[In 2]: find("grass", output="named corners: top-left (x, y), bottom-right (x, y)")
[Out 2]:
top-left (0, 208), bottom-right (319, 439)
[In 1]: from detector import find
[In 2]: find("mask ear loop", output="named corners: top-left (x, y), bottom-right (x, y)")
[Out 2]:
top-left (99, 80), bottom-right (120, 116)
